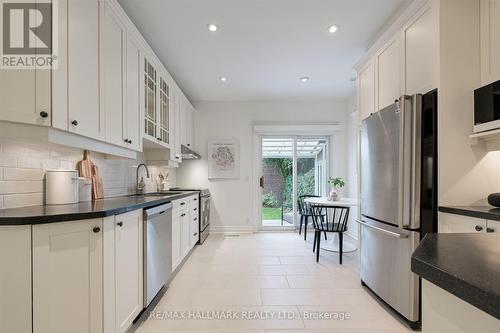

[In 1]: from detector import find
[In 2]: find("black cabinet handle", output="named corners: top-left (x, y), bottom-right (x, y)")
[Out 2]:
top-left (93, 226), bottom-right (100, 233)
top-left (187, 144), bottom-right (191, 147)
top-left (475, 225), bottom-right (483, 232)
top-left (180, 202), bottom-right (185, 206)
top-left (123, 139), bottom-right (128, 143)
top-left (117, 222), bottom-right (123, 227)
top-left (486, 227), bottom-right (495, 233)
top-left (194, 198), bottom-right (197, 201)
top-left (193, 233), bottom-right (198, 236)
top-left (193, 218), bottom-right (198, 221)
top-left (40, 111), bottom-right (48, 118)
top-left (157, 137), bottom-right (161, 141)
top-left (71, 120), bottom-right (78, 126)
top-left (128, 139), bottom-right (132, 144)
top-left (181, 213), bottom-right (186, 217)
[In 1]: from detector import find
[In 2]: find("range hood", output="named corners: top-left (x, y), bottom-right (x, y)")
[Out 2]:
top-left (181, 145), bottom-right (201, 159)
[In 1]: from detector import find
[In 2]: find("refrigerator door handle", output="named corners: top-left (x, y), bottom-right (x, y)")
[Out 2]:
top-left (409, 94), bottom-right (422, 229)
top-left (397, 96), bottom-right (410, 229)
top-left (356, 220), bottom-right (409, 239)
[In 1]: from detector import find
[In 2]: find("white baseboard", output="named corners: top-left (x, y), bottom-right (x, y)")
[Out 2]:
top-left (210, 226), bottom-right (259, 234)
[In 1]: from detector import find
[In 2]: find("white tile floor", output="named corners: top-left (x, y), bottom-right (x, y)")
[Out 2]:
top-left (135, 232), bottom-right (413, 333)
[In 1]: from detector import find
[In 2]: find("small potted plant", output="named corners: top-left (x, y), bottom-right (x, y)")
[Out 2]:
top-left (328, 177), bottom-right (345, 201)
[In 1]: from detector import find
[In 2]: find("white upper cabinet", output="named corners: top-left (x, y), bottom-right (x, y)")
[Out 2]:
top-left (181, 97), bottom-right (195, 149)
top-left (0, 68), bottom-right (50, 126)
top-left (100, 1), bottom-right (141, 151)
top-left (124, 34), bottom-right (142, 151)
top-left (170, 86), bottom-right (183, 163)
top-left (358, 60), bottom-right (375, 121)
top-left (158, 75), bottom-right (172, 146)
top-left (67, 0), bottom-right (104, 140)
top-left (143, 58), bottom-right (159, 141)
top-left (375, 35), bottom-right (402, 110)
top-left (480, 0), bottom-right (500, 85)
top-left (403, 3), bottom-right (438, 95)
top-left (101, 2), bottom-right (125, 147)
top-left (0, 0), bottom-right (192, 158)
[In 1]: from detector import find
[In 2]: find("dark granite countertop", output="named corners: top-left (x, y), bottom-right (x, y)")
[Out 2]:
top-left (0, 192), bottom-right (197, 225)
top-left (412, 233), bottom-right (500, 320)
top-left (439, 205), bottom-right (500, 221)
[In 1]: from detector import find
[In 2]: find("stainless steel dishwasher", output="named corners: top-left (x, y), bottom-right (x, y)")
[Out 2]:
top-left (143, 202), bottom-right (173, 307)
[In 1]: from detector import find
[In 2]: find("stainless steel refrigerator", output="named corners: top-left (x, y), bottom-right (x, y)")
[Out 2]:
top-left (359, 91), bottom-right (437, 329)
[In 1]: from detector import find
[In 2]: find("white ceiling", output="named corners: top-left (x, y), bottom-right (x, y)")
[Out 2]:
top-left (118, 0), bottom-right (409, 103)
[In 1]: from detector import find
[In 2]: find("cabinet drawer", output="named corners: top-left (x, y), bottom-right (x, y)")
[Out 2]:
top-left (486, 220), bottom-right (500, 233)
top-left (173, 198), bottom-right (189, 210)
top-left (438, 213), bottom-right (487, 233)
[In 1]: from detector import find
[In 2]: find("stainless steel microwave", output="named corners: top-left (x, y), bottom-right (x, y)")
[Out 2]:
top-left (474, 80), bottom-right (500, 133)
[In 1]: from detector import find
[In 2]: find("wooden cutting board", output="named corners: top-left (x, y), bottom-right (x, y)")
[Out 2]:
top-left (77, 150), bottom-right (93, 179)
top-left (92, 164), bottom-right (104, 200)
top-left (77, 150), bottom-right (104, 200)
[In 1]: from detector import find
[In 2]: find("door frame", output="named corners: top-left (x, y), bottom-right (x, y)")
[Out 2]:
top-left (252, 124), bottom-right (341, 231)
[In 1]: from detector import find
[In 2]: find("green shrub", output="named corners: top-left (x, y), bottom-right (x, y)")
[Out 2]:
top-left (262, 193), bottom-right (279, 208)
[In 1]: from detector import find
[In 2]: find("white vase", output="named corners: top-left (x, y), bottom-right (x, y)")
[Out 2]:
top-left (328, 187), bottom-right (341, 201)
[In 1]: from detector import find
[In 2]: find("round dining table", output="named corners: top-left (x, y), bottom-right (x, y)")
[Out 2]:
top-left (303, 197), bottom-right (358, 253)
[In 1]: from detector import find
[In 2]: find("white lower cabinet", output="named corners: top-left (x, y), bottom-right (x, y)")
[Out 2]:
top-left (31, 209), bottom-right (144, 333)
top-left (439, 212), bottom-right (500, 234)
top-left (486, 219), bottom-right (500, 233)
top-left (104, 210), bottom-right (144, 333)
top-left (423, 279), bottom-right (500, 332)
top-left (0, 226), bottom-right (32, 333)
top-left (438, 213), bottom-right (486, 233)
top-left (191, 210), bottom-right (199, 247)
top-left (172, 208), bottom-right (183, 270)
top-left (33, 219), bottom-right (103, 333)
top-left (182, 208), bottom-right (191, 258)
top-left (172, 196), bottom-right (198, 271)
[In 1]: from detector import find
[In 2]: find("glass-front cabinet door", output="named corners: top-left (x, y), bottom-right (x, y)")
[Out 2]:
top-left (159, 77), bottom-right (170, 145)
top-left (144, 59), bottom-right (157, 139)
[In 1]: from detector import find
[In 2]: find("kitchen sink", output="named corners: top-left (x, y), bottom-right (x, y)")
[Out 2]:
top-left (130, 191), bottom-right (184, 197)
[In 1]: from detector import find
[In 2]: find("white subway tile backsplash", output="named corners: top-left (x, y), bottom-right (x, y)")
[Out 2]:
top-left (0, 139), bottom-right (177, 209)
top-left (41, 159), bottom-right (61, 170)
top-left (3, 193), bottom-right (44, 209)
top-left (0, 153), bottom-right (17, 167)
top-left (3, 168), bottom-right (45, 181)
top-left (2, 139), bottom-right (50, 158)
top-left (17, 156), bottom-right (42, 169)
top-left (0, 181), bottom-right (43, 194)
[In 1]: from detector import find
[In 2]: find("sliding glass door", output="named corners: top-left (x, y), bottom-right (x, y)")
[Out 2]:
top-left (260, 136), bottom-right (328, 228)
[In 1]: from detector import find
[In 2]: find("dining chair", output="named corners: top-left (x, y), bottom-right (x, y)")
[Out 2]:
top-left (297, 195), bottom-right (320, 240)
top-left (310, 205), bottom-right (350, 264)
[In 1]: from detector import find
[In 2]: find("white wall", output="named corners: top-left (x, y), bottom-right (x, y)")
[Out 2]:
top-left (0, 123), bottom-right (176, 209)
top-left (177, 101), bottom-right (352, 233)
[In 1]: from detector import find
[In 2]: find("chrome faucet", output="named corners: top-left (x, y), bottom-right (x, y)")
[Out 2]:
top-left (136, 163), bottom-right (150, 194)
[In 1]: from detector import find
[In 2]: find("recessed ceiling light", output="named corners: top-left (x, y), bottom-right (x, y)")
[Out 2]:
top-left (328, 24), bottom-right (339, 34)
top-left (300, 77), bottom-right (310, 83)
top-left (219, 76), bottom-right (227, 82)
top-left (207, 23), bottom-right (218, 32)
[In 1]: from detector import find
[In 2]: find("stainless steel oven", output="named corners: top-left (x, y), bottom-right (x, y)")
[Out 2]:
top-left (199, 191), bottom-right (211, 244)
top-left (171, 188), bottom-right (211, 244)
